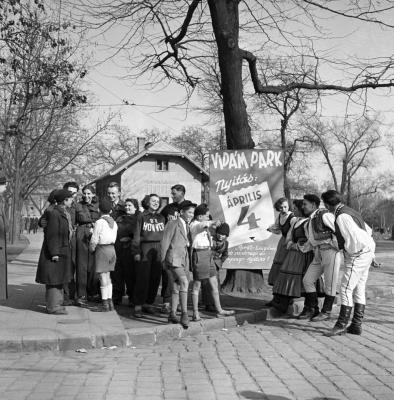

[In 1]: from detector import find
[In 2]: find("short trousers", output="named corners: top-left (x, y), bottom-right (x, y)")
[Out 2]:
top-left (192, 249), bottom-right (216, 280)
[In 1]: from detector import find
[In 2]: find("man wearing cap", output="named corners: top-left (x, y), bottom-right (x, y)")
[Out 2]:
top-left (36, 189), bottom-right (74, 315)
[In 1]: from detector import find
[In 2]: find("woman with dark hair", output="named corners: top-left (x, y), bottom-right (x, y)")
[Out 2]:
top-left (74, 184), bottom-right (100, 307)
top-left (266, 198), bottom-right (296, 306)
top-left (271, 199), bottom-right (314, 314)
top-left (132, 194), bottom-right (165, 318)
top-left (36, 190), bottom-right (74, 314)
top-left (114, 198), bottom-right (140, 306)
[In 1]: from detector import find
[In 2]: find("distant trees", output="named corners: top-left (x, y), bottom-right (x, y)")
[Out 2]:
top-left (0, 0), bottom-right (106, 242)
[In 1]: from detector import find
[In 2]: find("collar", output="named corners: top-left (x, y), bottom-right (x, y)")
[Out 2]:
top-left (334, 203), bottom-right (344, 217)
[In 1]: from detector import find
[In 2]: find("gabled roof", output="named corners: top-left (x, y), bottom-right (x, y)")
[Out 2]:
top-left (91, 140), bottom-right (209, 183)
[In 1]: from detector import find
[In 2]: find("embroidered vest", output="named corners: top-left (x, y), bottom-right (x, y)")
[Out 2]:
top-left (311, 209), bottom-right (332, 241)
top-left (280, 213), bottom-right (294, 237)
top-left (334, 205), bottom-right (366, 250)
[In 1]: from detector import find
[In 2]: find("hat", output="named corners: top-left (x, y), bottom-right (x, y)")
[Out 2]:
top-left (216, 222), bottom-right (230, 237)
top-left (179, 200), bottom-right (197, 211)
top-left (99, 198), bottom-right (112, 214)
top-left (54, 189), bottom-right (73, 204)
top-left (47, 189), bottom-right (61, 204)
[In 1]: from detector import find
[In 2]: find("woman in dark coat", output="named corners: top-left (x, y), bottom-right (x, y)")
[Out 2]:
top-left (115, 198), bottom-right (139, 306)
top-left (36, 189), bottom-right (74, 315)
top-left (74, 185), bottom-right (100, 307)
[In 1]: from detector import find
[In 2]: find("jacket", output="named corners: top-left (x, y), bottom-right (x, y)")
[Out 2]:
top-left (36, 205), bottom-right (72, 285)
top-left (160, 218), bottom-right (190, 268)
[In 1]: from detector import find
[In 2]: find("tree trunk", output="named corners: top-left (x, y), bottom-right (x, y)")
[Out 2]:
top-left (208, 0), bottom-right (267, 295)
top-left (281, 119), bottom-right (291, 200)
top-left (208, 0), bottom-right (254, 149)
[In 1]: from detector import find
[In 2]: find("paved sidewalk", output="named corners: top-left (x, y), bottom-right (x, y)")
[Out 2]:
top-left (0, 234), bottom-right (393, 352)
top-left (0, 295), bottom-right (393, 400)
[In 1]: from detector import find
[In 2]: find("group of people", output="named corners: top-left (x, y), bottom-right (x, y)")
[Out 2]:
top-left (267, 190), bottom-right (375, 336)
top-left (20, 216), bottom-right (39, 234)
top-left (36, 182), bottom-right (234, 329)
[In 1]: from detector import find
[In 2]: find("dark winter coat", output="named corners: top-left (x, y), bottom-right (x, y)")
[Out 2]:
top-left (36, 206), bottom-right (72, 285)
top-left (75, 201), bottom-right (100, 272)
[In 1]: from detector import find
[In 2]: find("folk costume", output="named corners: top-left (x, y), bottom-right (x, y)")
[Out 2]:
top-left (272, 217), bottom-right (314, 313)
top-left (327, 204), bottom-right (375, 336)
top-left (300, 208), bottom-right (342, 321)
top-left (267, 211), bottom-right (295, 286)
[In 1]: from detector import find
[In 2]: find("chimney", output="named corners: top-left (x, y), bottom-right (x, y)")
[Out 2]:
top-left (137, 137), bottom-right (146, 153)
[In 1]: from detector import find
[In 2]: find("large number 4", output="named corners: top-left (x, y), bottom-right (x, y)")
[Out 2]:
top-left (237, 205), bottom-right (261, 230)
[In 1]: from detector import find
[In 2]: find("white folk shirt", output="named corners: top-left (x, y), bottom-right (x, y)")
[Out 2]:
top-left (90, 216), bottom-right (118, 252)
top-left (190, 220), bottom-right (213, 249)
top-left (305, 209), bottom-right (338, 250)
top-left (335, 212), bottom-right (375, 256)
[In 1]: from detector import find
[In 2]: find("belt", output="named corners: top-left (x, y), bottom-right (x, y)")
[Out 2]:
top-left (193, 247), bottom-right (211, 251)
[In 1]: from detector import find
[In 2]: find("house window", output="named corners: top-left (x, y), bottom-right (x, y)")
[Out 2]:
top-left (156, 160), bottom-right (169, 171)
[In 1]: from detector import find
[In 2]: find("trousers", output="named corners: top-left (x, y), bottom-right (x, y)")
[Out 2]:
top-left (303, 246), bottom-right (342, 296)
top-left (340, 250), bottom-right (373, 306)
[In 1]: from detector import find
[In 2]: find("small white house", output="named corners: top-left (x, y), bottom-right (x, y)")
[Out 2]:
top-left (93, 139), bottom-right (209, 206)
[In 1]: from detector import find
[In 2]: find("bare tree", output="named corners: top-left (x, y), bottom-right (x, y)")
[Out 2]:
top-left (70, 0), bottom-right (394, 149)
top-left (303, 115), bottom-right (383, 205)
top-left (0, 0), bottom-right (93, 242)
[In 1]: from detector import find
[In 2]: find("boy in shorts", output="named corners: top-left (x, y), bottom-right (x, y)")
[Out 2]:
top-left (161, 200), bottom-right (196, 329)
top-left (190, 204), bottom-right (234, 321)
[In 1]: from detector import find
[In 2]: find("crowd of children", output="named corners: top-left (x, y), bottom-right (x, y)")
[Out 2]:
top-left (36, 182), bottom-right (234, 328)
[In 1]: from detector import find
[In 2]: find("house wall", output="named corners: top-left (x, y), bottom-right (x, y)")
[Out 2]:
top-left (120, 155), bottom-right (205, 205)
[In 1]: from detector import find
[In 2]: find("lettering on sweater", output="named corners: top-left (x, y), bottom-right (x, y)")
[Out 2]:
top-left (143, 220), bottom-right (165, 232)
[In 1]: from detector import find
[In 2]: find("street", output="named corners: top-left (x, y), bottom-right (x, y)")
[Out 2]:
top-left (1, 295), bottom-right (394, 400)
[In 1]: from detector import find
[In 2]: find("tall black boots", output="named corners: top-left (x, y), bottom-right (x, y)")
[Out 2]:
top-left (347, 303), bottom-right (365, 335)
top-left (311, 295), bottom-right (336, 322)
top-left (325, 305), bottom-right (352, 336)
top-left (298, 292), bottom-right (319, 320)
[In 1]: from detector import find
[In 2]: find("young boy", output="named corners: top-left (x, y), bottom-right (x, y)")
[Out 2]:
top-left (190, 204), bottom-right (234, 321)
top-left (161, 200), bottom-right (196, 329)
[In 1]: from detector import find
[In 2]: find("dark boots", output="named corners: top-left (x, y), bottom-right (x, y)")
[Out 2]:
top-left (325, 305), bottom-right (352, 336)
top-left (347, 303), bottom-right (365, 335)
top-left (311, 295), bottom-right (336, 322)
top-left (298, 292), bottom-right (319, 320)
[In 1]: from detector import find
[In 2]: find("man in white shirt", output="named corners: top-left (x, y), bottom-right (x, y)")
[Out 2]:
top-left (299, 194), bottom-right (342, 321)
top-left (321, 190), bottom-right (375, 336)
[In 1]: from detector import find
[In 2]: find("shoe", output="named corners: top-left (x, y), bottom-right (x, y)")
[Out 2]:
top-left (168, 313), bottom-right (180, 324)
top-left (180, 313), bottom-right (189, 329)
top-left (87, 294), bottom-right (101, 303)
top-left (311, 295), bottom-right (336, 322)
top-left (74, 297), bottom-right (88, 307)
top-left (142, 305), bottom-right (156, 315)
top-left (298, 293), bottom-right (319, 320)
top-left (134, 306), bottom-right (143, 318)
top-left (192, 313), bottom-right (202, 322)
top-left (325, 305), bottom-right (352, 336)
top-left (347, 303), bottom-right (365, 335)
top-left (160, 303), bottom-right (171, 314)
top-left (47, 309), bottom-right (68, 315)
top-left (216, 309), bottom-right (235, 318)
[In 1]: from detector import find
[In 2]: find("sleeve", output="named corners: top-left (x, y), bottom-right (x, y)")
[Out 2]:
top-left (336, 214), bottom-right (360, 254)
top-left (267, 216), bottom-right (281, 234)
top-left (160, 221), bottom-right (176, 263)
top-left (46, 213), bottom-right (60, 257)
top-left (131, 214), bottom-right (143, 254)
top-left (89, 219), bottom-right (102, 252)
top-left (221, 241), bottom-right (229, 264)
top-left (190, 221), bottom-right (210, 238)
top-left (322, 212), bottom-right (335, 231)
top-left (285, 219), bottom-right (297, 245)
